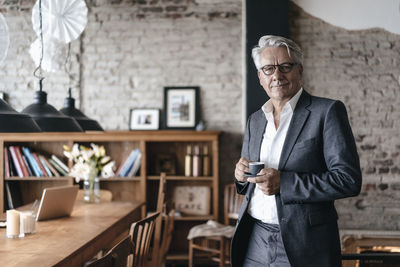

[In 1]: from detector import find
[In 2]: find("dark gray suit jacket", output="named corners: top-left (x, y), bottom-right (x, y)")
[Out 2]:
top-left (231, 90), bottom-right (362, 267)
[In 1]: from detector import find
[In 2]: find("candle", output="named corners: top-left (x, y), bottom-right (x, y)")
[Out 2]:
top-left (6, 209), bottom-right (20, 238)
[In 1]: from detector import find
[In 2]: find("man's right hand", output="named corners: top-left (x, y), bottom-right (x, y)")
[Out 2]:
top-left (235, 157), bottom-right (250, 182)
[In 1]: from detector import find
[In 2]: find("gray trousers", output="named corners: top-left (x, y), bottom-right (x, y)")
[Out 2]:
top-left (242, 215), bottom-right (291, 267)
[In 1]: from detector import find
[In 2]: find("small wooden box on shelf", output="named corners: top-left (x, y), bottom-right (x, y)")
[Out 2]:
top-left (0, 130), bottom-right (220, 263)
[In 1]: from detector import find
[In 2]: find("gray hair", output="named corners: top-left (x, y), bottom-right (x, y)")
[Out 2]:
top-left (252, 35), bottom-right (304, 69)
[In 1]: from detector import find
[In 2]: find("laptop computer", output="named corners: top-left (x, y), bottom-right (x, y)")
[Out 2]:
top-left (36, 185), bottom-right (79, 221)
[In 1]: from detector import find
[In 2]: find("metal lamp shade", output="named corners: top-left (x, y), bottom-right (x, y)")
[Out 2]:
top-left (0, 99), bottom-right (41, 132)
top-left (22, 91), bottom-right (83, 132)
top-left (59, 96), bottom-right (103, 131)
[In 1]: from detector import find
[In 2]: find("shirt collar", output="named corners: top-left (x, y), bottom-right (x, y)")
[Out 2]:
top-left (262, 88), bottom-right (303, 116)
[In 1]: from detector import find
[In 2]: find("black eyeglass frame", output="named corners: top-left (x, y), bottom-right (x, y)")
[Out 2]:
top-left (260, 62), bottom-right (299, 76)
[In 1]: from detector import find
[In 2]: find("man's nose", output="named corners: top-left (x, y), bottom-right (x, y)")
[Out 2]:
top-left (271, 67), bottom-right (283, 80)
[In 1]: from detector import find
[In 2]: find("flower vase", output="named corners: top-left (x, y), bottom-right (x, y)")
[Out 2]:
top-left (83, 177), bottom-right (100, 203)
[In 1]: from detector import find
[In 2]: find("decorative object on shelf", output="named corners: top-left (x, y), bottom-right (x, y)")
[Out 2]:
top-left (129, 108), bottom-right (160, 130)
top-left (202, 145), bottom-right (211, 176)
top-left (163, 86), bottom-right (199, 129)
top-left (32, 0), bottom-right (88, 44)
top-left (0, 12), bottom-right (41, 132)
top-left (155, 153), bottom-right (176, 175)
top-left (195, 120), bottom-right (206, 131)
top-left (60, 88), bottom-right (104, 131)
top-left (192, 145), bottom-right (202, 177)
top-left (63, 143), bottom-right (115, 203)
top-left (173, 186), bottom-right (210, 216)
top-left (184, 145), bottom-right (192, 177)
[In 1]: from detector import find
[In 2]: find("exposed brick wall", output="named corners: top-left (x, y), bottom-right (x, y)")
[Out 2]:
top-left (290, 2), bottom-right (400, 230)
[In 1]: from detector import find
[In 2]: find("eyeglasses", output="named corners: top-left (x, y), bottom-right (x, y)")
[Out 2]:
top-left (260, 62), bottom-right (299, 76)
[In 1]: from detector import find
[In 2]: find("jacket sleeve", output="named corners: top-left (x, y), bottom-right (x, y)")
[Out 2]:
top-left (280, 101), bottom-right (362, 203)
top-left (235, 114), bottom-right (251, 195)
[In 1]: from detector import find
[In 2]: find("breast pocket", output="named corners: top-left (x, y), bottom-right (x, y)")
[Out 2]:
top-left (293, 137), bottom-right (318, 150)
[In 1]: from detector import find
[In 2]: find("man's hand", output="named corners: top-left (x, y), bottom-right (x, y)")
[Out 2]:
top-left (234, 157), bottom-right (250, 182)
top-left (247, 168), bottom-right (281, 195)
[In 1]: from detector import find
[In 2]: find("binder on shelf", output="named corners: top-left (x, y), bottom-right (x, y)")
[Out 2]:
top-left (51, 155), bottom-right (69, 173)
top-left (40, 155), bottom-right (60, 176)
top-left (8, 146), bottom-right (24, 177)
top-left (5, 181), bottom-right (23, 210)
top-left (22, 147), bottom-right (41, 177)
top-left (119, 149), bottom-right (140, 177)
top-left (48, 158), bottom-right (68, 176)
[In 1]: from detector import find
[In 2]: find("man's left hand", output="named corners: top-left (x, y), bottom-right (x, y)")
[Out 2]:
top-left (247, 168), bottom-right (280, 195)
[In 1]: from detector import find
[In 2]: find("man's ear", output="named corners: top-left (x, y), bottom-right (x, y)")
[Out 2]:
top-left (257, 70), bottom-right (262, 85)
top-left (298, 64), bottom-right (303, 75)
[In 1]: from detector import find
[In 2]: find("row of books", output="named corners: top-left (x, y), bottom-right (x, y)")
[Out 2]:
top-left (115, 148), bottom-right (142, 177)
top-left (4, 146), bottom-right (70, 178)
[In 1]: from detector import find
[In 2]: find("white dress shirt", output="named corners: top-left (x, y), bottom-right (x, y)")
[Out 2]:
top-left (247, 88), bottom-right (303, 224)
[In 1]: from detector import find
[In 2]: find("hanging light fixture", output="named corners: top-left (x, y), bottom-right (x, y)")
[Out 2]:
top-left (23, 0), bottom-right (83, 132)
top-left (60, 88), bottom-right (103, 131)
top-left (0, 12), bottom-right (41, 132)
top-left (59, 44), bottom-right (103, 131)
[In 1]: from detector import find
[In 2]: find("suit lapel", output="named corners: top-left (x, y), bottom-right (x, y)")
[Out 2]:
top-left (253, 112), bottom-right (267, 162)
top-left (278, 90), bottom-right (311, 170)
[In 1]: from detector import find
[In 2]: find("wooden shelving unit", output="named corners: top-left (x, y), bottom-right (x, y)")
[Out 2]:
top-left (0, 130), bottom-right (220, 262)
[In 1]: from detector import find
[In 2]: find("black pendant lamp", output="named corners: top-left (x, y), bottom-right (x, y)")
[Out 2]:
top-left (0, 98), bottom-right (41, 132)
top-left (22, 79), bottom-right (83, 132)
top-left (59, 88), bottom-right (103, 131)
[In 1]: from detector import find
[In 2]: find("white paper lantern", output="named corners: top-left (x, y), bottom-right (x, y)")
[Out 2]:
top-left (32, 0), bottom-right (88, 44)
top-left (29, 37), bottom-right (67, 73)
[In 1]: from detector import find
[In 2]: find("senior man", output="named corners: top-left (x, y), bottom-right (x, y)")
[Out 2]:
top-left (232, 35), bottom-right (362, 267)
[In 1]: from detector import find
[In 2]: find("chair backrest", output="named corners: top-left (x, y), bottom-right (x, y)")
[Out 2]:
top-left (128, 211), bottom-right (160, 267)
top-left (85, 235), bottom-right (134, 267)
top-left (159, 205), bottom-right (175, 266)
top-left (224, 184), bottom-right (244, 225)
top-left (150, 172), bottom-right (168, 266)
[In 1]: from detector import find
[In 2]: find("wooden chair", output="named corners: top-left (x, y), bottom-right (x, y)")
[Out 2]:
top-left (85, 235), bottom-right (134, 267)
top-left (128, 211), bottom-right (160, 267)
top-left (188, 184), bottom-right (243, 267)
top-left (150, 172), bottom-right (175, 267)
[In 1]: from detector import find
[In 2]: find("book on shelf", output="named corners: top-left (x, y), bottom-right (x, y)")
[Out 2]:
top-left (7, 148), bottom-right (16, 177)
top-left (37, 155), bottom-right (53, 177)
top-left (8, 146), bottom-right (24, 177)
top-left (40, 155), bottom-right (60, 176)
top-left (21, 147), bottom-right (41, 177)
top-left (51, 155), bottom-right (69, 173)
top-left (22, 155), bottom-right (33, 176)
top-left (127, 152), bottom-right (141, 177)
top-left (14, 146), bottom-right (30, 177)
top-left (48, 158), bottom-right (68, 176)
top-left (118, 149), bottom-right (140, 177)
top-left (4, 149), bottom-right (10, 178)
top-left (33, 153), bottom-right (48, 177)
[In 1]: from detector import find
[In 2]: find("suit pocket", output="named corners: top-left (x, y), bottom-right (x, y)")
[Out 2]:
top-left (309, 209), bottom-right (338, 226)
top-left (293, 137), bottom-right (318, 150)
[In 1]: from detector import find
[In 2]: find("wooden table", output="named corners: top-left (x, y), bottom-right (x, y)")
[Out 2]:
top-left (0, 200), bottom-right (144, 267)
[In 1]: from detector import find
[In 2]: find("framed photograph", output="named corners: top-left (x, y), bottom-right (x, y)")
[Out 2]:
top-left (164, 86), bottom-right (199, 129)
top-left (173, 186), bottom-right (210, 215)
top-left (129, 109), bottom-right (160, 130)
top-left (155, 153), bottom-right (176, 175)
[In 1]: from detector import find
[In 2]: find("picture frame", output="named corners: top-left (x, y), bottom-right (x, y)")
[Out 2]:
top-left (163, 86), bottom-right (199, 129)
top-left (173, 186), bottom-right (210, 215)
top-left (155, 153), bottom-right (176, 175)
top-left (129, 109), bottom-right (160, 130)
